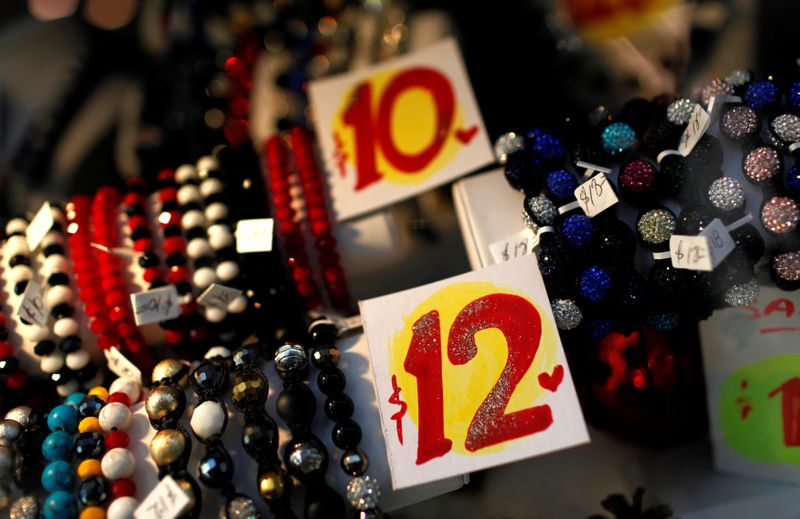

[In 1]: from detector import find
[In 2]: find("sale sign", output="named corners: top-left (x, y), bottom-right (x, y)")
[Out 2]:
top-left (700, 286), bottom-right (800, 483)
top-left (308, 38), bottom-right (494, 221)
top-left (360, 256), bottom-right (589, 489)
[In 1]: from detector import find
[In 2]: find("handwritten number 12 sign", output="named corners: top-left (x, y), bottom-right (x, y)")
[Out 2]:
top-left (360, 256), bottom-right (588, 489)
top-left (309, 38), bottom-right (493, 221)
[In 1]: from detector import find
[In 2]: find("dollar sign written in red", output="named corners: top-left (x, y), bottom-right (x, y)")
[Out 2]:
top-left (388, 375), bottom-right (407, 444)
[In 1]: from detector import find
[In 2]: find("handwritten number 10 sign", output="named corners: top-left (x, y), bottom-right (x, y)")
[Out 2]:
top-left (309, 38), bottom-right (493, 221)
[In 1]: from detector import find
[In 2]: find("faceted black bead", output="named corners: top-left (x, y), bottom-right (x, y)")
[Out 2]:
top-left (232, 345), bottom-right (259, 368)
top-left (276, 384), bottom-right (316, 427)
top-left (181, 201), bottom-right (203, 213)
top-left (185, 227), bottom-right (207, 241)
top-left (49, 221), bottom-right (64, 233)
top-left (14, 280), bottom-right (28, 296)
top-left (242, 415), bottom-right (279, 458)
top-left (166, 253), bottom-right (187, 267)
top-left (318, 368), bottom-right (346, 396)
top-left (310, 348), bottom-right (339, 369)
top-left (341, 449), bottom-right (369, 476)
top-left (205, 193), bottom-right (224, 206)
top-left (78, 476), bottom-right (109, 506)
top-left (332, 419), bottom-right (362, 450)
top-left (50, 367), bottom-right (74, 385)
top-left (0, 326), bottom-right (8, 341)
top-left (74, 432), bottom-right (105, 459)
top-left (129, 182), bottom-right (147, 195)
top-left (8, 255), bottom-right (31, 268)
top-left (204, 167), bottom-right (223, 179)
top-left (215, 246), bottom-right (236, 261)
top-left (192, 361), bottom-right (227, 394)
top-left (138, 253), bottom-right (159, 268)
top-left (78, 395), bottom-right (106, 418)
top-left (162, 200), bottom-right (179, 212)
top-left (175, 281), bottom-right (193, 295)
top-left (163, 225), bottom-right (182, 237)
top-left (74, 363), bottom-right (97, 383)
top-left (34, 340), bottom-right (56, 356)
top-left (198, 446), bottom-right (233, 488)
top-left (324, 394), bottom-right (354, 421)
top-left (51, 303), bottom-right (74, 320)
top-left (42, 244), bottom-right (65, 257)
top-left (193, 256), bottom-right (214, 269)
top-left (131, 227), bottom-right (151, 241)
top-left (0, 356), bottom-right (19, 374)
top-left (125, 203), bottom-right (145, 217)
top-left (309, 321), bottom-right (338, 348)
top-left (7, 231), bottom-right (24, 238)
top-left (149, 279), bottom-right (167, 289)
top-left (59, 335), bottom-right (82, 353)
top-left (305, 487), bottom-right (345, 519)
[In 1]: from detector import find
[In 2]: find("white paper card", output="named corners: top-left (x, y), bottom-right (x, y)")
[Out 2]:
top-left (104, 347), bottom-right (142, 385)
top-left (131, 285), bottom-right (181, 326)
top-left (574, 173), bottom-right (618, 217)
top-left (669, 234), bottom-right (713, 271)
top-left (700, 218), bottom-right (735, 268)
top-left (488, 228), bottom-right (538, 265)
top-left (197, 283), bottom-right (243, 310)
top-left (134, 475), bottom-right (191, 519)
top-left (308, 37), bottom-right (494, 221)
top-left (235, 218), bottom-right (274, 253)
top-left (26, 202), bottom-right (54, 251)
top-left (678, 104), bottom-right (711, 156)
top-left (359, 255), bottom-right (589, 489)
top-left (16, 280), bottom-right (48, 328)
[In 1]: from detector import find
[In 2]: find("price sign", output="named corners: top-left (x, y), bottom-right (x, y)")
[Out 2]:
top-left (134, 475), bottom-right (191, 519)
top-left (669, 234), bottom-right (713, 271)
top-left (360, 256), bottom-right (588, 489)
top-left (308, 38), bottom-right (493, 221)
top-left (16, 280), bottom-right (48, 328)
top-left (574, 173), bottom-right (618, 217)
top-left (26, 202), bottom-right (54, 251)
top-left (235, 218), bottom-right (274, 253)
top-left (197, 283), bottom-right (243, 310)
top-left (131, 285), bottom-right (181, 326)
top-left (678, 104), bottom-right (711, 156)
top-left (488, 228), bottom-right (538, 265)
top-left (104, 347), bottom-right (142, 385)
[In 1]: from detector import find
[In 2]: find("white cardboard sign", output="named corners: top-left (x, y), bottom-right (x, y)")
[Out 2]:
top-left (308, 38), bottom-right (494, 221)
top-left (360, 255), bottom-right (589, 489)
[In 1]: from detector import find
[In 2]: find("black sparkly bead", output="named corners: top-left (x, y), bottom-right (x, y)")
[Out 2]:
top-left (341, 449), bottom-right (369, 477)
top-left (59, 336), bottom-right (82, 353)
top-left (536, 236), bottom-right (569, 281)
top-left (51, 303), bottom-right (74, 320)
top-left (275, 384), bottom-right (316, 427)
top-left (309, 320), bottom-right (338, 348)
top-left (0, 356), bottom-right (19, 374)
top-left (594, 219), bottom-right (636, 264)
top-left (504, 149), bottom-right (545, 194)
top-left (185, 227), bottom-right (207, 241)
top-left (193, 256), bottom-right (214, 269)
top-left (656, 154), bottom-right (689, 198)
top-left (242, 415), bottom-right (279, 458)
top-left (163, 225), bottom-right (183, 237)
top-left (74, 363), bottom-right (97, 383)
top-left (78, 476), bottom-right (109, 506)
top-left (198, 445), bottom-right (233, 488)
top-left (687, 134), bottom-right (724, 173)
top-left (166, 253), bottom-right (187, 267)
top-left (138, 253), bottom-right (159, 268)
top-left (731, 224), bottom-right (766, 266)
top-left (648, 262), bottom-right (690, 301)
top-left (318, 369), bottom-right (346, 396)
top-left (324, 394), bottom-right (354, 421)
top-left (676, 207), bottom-right (714, 235)
top-left (74, 432), bottom-right (105, 459)
top-left (47, 272), bottom-right (70, 287)
top-left (8, 255), bottom-right (31, 268)
top-left (332, 419), bottom-right (362, 450)
top-left (42, 244), bottom-right (65, 257)
top-left (78, 395), bottom-right (105, 418)
top-left (130, 227), bottom-right (151, 241)
top-left (0, 326), bottom-right (7, 341)
top-left (641, 119), bottom-right (682, 156)
top-left (34, 340), bottom-right (56, 356)
top-left (50, 367), bottom-right (74, 385)
top-left (191, 361), bottom-right (227, 394)
top-left (14, 280), bottom-right (28, 296)
top-left (231, 371), bottom-right (268, 410)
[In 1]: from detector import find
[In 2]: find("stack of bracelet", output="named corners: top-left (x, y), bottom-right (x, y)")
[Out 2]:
top-left (41, 393), bottom-right (83, 518)
top-left (174, 163), bottom-right (217, 296)
top-left (308, 318), bottom-right (381, 516)
top-left (274, 342), bottom-right (344, 519)
top-left (145, 359), bottom-right (201, 518)
top-left (189, 347), bottom-right (261, 517)
top-left (123, 176), bottom-right (167, 290)
top-left (5, 405), bottom-right (49, 518)
top-left (73, 387), bottom-right (111, 518)
top-left (230, 337), bottom-right (295, 518)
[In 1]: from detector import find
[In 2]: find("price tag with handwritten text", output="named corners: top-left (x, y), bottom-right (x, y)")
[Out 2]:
top-left (16, 280), bottom-right (48, 328)
top-left (235, 218), bottom-right (274, 253)
top-left (308, 38), bottom-right (493, 221)
top-left (131, 285), bottom-right (181, 326)
top-left (104, 347), bottom-right (142, 385)
top-left (360, 256), bottom-right (588, 489)
top-left (670, 234), bottom-right (713, 271)
top-left (26, 202), bottom-right (54, 251)
top-left (489, 228), bottom-right (538, 265)
top-left (134, 475), bottom-right (191, 519)
top-left (574, 173), bottom-right (618, 217)
top-left (678, 104), bottom-right (711, 156)
top-left (197, 283), bottom-right (243, 310)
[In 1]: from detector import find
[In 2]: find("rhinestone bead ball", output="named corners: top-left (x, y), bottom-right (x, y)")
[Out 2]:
top-left (774, 252), bottom-right (800, 282)
top-left (524, 195), bottom-right (557, 227)
top-left (619, 160), bottom-right (657, 197)
top-left (531, 132), bottom-right (565, 161)
top-left (707, 177), bottom-right (745, 211)
top-left (545, 170), bottom-right (578, 203)
top-left (720, 106), bottom-right (759, 140)
top-left (723, 279), bottom-right (759, 307)
top-left (743, 146), bottom-right (781, 183)
top-left (771, 113), bottom-right (800, 144)
top-left (579, 266), bottom-right (612, 302)
top-left (789, 82), bottom-right (800, 112)
top-left (637, 209), bottom-right (676, 245)
top-left (701, 79), bottom-right (734, 107)
top-left (494, 132), bottom-right (525, 164)
top-left (561, 214), bottom-right (594, 248)
top-left (745, 81), bottom-right (779, 110)
top-left (761, 196), bottom-right (800, 234)
top-left (724, 69), bottom-right (750, 86)
top-left (601, 122), bottom-right (636, 155)
top-left (346, 476), bottom-right (381, 511)
top-left (666, 99), bottom-right (695, 125)
top-left (551, 299), bottom-right (582, 330)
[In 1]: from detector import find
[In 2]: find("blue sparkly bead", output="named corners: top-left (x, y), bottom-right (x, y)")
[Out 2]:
top-left (545, 169), bottom-right (578, 203)
top-left (561, 214), bottom-right (594, 248)
top-left (41, 460), bottom-right (75, 492)
top-left (744, 81), bottom-right (779, 110)
top-left (74, 432), bottom-right (105, 460)
top-left (43, 490), bottom-right (78, 519)
top-left (579, 266), bottom-right (612, 302)
top-left (47, 404), bottom-right (79, 433)
top-left (42, 431), bottom-right (74, 461)
top-left (532, 133), bottom-right (565, 161)
top-left (77, 395), bottom-right (105, 419)
top-left (588, 319), bottom-right (612, 341)
top-left (786, 164), bottom-right (800, 195)
top-left (64, 392), bottom-right (86, 409)
top-left (601, 122), bottom-right (636, 155)
top-left (789, 82), bottom-right (800, 112)
top-left (646, 311), bottom-right (680, 332)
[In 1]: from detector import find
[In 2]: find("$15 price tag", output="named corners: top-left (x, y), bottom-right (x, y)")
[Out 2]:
top-left (131, 285), bottom-right (181, 326)
top-left (308, 38), bottom-right (493, 221)
top-left (360, 255), bottom-right (588, 489)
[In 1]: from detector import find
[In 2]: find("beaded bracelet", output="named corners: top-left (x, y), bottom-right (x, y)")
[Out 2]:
top-left (40, 394), bottom-right (83, 519)
top-left (72, 387), bottom-right (112, 518)
top-left (174, 163), bottom-right (217, 295)
top-left (5, 405), bottom-right (49, 518)
top-left (123, 176), bottom-right (167, 290)
top-left (0, 260), bottom-right (35, 411)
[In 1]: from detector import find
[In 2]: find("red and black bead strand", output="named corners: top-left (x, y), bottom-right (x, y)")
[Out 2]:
top-left (123, 176), bottom-right (169, 290)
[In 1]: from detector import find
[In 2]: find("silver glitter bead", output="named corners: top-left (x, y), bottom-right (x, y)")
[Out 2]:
top-left (774, 252), bottom-right (800, 282)
top-left (525, 195), bottom-right (557, 227)
top-left (701, 78), bottom-right (734, 107)
top-left (771, 113), bottom-right (800, 144)
top-left (5, 406), bottom-right (31, 428)
top-left (9, 495), bottom-right (39, 519)
top-left (666, 99), bottom-right (695, 125)
top-left (222, 495), bottom-right (261, 519)
top-left (707, 177), bottom-right (745, 211)
top-left (287, 442), bottom-right (324, 475)
top-left (346, 476), bottom-right (381, 511)
top-left (0, 419), bottom-right (23, 442)
top-left (723, 279), bottom-right (759, 307)
top-left (274, 343), bottom-right (308, 378)
top-left (637, 209), bottom-right (676, 245)
top-left (494, 132), bottom-right (525, 164)
top-left (551, 299), bottom-right (582, 330)
top-left (720, 105), bottom-right (759, 140)
top-left (724, 69), bottom-right (750, 86)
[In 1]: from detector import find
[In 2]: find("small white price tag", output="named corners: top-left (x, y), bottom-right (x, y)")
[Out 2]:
top-left (197, 283), bottom-right (243, 310)
top-left (700, 218), bottom-right (735, 268)
top-left (104, 347), bottom-right (142, 385)
top-left (670, 235), bottom-right (713, 271)
top-left (574, 173), bottom-right (618, 217)
top-left (489, 228), bottom-right (538, 264)
top-left (235, 218), bottom-right (274, 253)
top-left (26, 202), bottom-right (54, 251)
top-left (130, 285), bottom-right (181, 326)
top-left (678, 104), bottom-right (711, 156)
top-left (134, 475), bottom-right (191, 519)
top-left (16, 280), bottom-right (48, 328)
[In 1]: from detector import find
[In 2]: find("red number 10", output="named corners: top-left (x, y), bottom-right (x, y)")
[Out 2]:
top-left (403, 293), bottom-right (554, 464)
top-left (342, 67), bottom-right (455, 191)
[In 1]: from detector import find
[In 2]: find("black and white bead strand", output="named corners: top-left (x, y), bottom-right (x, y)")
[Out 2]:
top-left (176, 163), bottom-right (218, 296)
top-left (4, 218), bottom-right (35, 297)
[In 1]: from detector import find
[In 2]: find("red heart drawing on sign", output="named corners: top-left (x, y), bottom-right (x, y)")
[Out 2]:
top-left (455, 125), bottom-right (478, 144)
top-left (538, 364), bottom-right (564, 392)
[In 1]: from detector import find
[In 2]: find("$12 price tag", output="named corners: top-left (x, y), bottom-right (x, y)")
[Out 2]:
top-left (133, 475), bottom-right (191, 519)
top-left (308, 38), bottom-right (493, 221)
top-left (360, 255), bottom-right (588, 489)
top-left (131, 285), bottom-right (182, 326)
top-left (670, 218), bottom-right (734, 272)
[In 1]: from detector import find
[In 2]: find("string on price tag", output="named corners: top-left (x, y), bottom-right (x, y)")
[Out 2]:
top-left (90, 242), bottom-right (137, 258)
top-left (197, 283), bottom-right (243, 310)
top-left (574, 173), bottom-right (618, 217)
top-left (489, 228), bottom-right (538, 264)
top-left (104, 347), bottom-right (142, 385)
top-left (678, 104), bottom-right (711, 156)
top-left (26, 202), bottom-right (54, 251)
top-left (235, 218), bottom-right (274, 253)
top-left (130, 285), bottom-right (181, 326)
top-left (133, 475), bottom-right (191, 519)
top-left (16, 280), bottom-right (48, 328)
